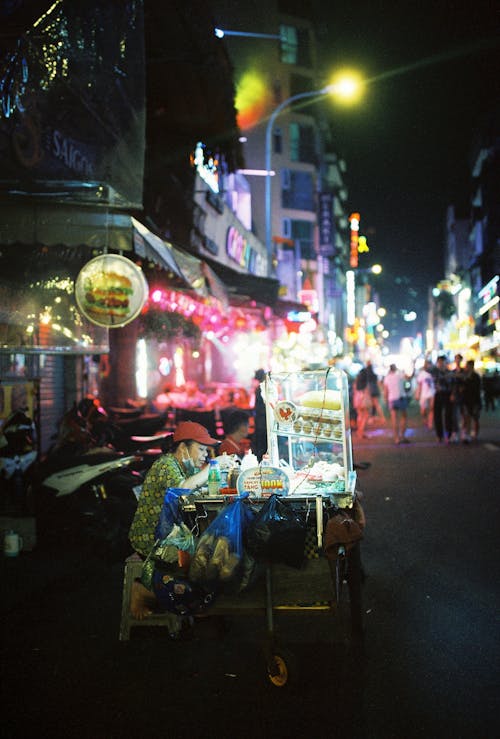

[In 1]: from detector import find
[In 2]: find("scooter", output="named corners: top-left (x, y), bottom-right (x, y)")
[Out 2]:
top-left (51, 397), bottom-right (170, 456)
top-left (32, 447), bottom-right (143, 560)
top-left (31, 399), bottom-right (171, 559)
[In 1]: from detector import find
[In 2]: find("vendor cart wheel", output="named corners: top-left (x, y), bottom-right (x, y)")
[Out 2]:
top-left (266, 648), bottom-right (297, 688)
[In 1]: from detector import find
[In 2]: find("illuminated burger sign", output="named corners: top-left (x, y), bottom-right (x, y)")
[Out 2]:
top-left (75, 254), bottom-right (148, 327)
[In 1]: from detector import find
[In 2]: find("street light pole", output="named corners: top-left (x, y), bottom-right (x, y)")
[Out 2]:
top-left (264, 85), bottom-right (333, 278)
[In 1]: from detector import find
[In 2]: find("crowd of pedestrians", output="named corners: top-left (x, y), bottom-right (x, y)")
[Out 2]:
top-left (352, 353), bottom-right (492, 446)
top-left (428, 353), bottom-right (483, 444)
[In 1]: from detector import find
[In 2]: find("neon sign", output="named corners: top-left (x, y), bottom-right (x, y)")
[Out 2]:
top-left (298, 289), bottom-right (319, 314)
top-left (192, 141), bottom-right (220, 193)
top-left (346, 269), bottom-right (355, 325)
top-left (226, 225), bottom-right (262, 273)
top-left (349, 212), bottom-right (360, 268)
top-left (478, 275), bottom-right (498, 304)
top-left (227, 226), bottom-right (251, 269)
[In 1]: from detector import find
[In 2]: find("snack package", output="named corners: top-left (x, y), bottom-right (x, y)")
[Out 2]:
top-left (188, 494), bottom-right (255, 589)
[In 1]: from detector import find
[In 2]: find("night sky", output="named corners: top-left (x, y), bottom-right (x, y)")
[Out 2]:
top-left (314, 0), bottom-right (500, 339)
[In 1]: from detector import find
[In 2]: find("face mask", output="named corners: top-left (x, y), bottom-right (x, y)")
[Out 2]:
top-left (182, 455), bottom-right (196, 477)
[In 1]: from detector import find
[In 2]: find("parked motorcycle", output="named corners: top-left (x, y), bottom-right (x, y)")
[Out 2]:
top-left (31, 399), bottom-right (170, 560)
top-left (49, 397), bottom-right (170, 456)
top-left (33, 448), bottom-right (142, 560)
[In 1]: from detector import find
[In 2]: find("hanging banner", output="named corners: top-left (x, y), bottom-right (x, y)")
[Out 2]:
top-left (75, 254), bottom-right (148, 328)
top-left (318, 192), bottom-right (335, 256)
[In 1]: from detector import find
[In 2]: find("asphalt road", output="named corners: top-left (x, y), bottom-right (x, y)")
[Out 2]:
top-left (1, 404), bottom-right (499, 739)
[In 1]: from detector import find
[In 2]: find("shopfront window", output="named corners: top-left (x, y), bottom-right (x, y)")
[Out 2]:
top-left (0, 245), bottom-right (109, 354)
top-left (280, 25), bottom-right (310, 67)
top-left (281, 170), bottom-right (314, 211)
top-left (289, 122), bottom-right (315, 163)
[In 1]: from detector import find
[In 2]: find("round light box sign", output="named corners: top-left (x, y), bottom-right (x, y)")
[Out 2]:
top-left (75, 254), bottom-right (148, 328)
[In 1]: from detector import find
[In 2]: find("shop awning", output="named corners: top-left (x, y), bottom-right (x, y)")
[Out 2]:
top-left (202, 256), bottom-right (280, 307)
top-left (0, 198), bottom-right (134, 251)
top-left (132, 217), bottom-right (185, 279)
top-left (0, 198), bottom-right (213, 297)
top-left (0, 197), bottom-right (271, 307)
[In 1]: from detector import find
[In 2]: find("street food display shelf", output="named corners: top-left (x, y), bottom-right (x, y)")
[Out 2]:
top-left (261, 368), bottom-right (356, 503)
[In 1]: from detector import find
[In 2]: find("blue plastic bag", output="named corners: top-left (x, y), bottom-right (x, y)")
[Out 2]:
top-left (189, 494), bottom-right (255, 587)
top-left (154, 487), bottom-right (190, 540)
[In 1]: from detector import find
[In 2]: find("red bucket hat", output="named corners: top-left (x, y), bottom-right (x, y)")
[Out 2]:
top-left (173, 421), bottom-right (218, 446)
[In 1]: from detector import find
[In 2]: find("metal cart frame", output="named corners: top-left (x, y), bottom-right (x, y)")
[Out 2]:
top-left (184, 493), bottom-right (364, 687)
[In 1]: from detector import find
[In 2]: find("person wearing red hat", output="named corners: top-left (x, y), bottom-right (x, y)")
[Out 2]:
top-left (129, 420), bottom-right (218, 619)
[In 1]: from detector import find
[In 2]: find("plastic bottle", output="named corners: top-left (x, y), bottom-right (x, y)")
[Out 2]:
top-left (240, 449), bottom-right (258, 472)
top-left (260, 453), bottom-right (271, 467)
top-left (227, 459), bottom-right (241, 490)
top-left (218, 451), bottom-right (230, 488)
top-left (207, 458), bottom-right (222, 496)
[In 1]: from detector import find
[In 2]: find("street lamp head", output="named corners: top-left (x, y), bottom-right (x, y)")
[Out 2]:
top-left (371, 264), bottom-right (382, 275)
top-left (264, 69), bottom-right (364, 276)
top-left (326, 69), bottom-right (365, 104)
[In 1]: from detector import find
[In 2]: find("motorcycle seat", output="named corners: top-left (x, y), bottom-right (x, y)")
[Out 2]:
top-left (130, 432), bottom-right (172, 444)
top-left (109, 407), bottom-right (143, 419)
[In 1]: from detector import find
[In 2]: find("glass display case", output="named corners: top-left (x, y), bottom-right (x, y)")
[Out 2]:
top-left (262, 368), bottom-right (355, 504)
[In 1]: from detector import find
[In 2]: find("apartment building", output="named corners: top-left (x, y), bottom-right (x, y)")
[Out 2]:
top-left (213, 0), bottom-right (351, 355)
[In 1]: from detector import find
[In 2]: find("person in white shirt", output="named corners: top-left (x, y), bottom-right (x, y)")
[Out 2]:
top-left (383, 364), bottom-right (410, 445)
top-left (415, 359), bottom-right (435, 430)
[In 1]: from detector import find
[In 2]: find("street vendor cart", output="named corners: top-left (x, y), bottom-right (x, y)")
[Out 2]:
top-left (120, 368), bottom-right (365, 687)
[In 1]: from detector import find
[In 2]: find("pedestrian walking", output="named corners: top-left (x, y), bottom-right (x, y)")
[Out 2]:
top-left (366, 360), bottom-right (387, 425)
top-left (462, 360), bottom-right (482, 442)
top-left (431, 354), bottom-right (453, 443)
top-left (415, 358), bottom-right (435, 430)
top-left (449, 353), bottom-right (466, 441)
top-left (353, 363), bottom-right (372, 439)
top-left (482, 371), bottom-right (498, 411)
top-left (383, 363), bottom-right (410, 444)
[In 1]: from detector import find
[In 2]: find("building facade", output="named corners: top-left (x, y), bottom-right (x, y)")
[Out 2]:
top-left (212, 0), bottom-right (351, 362)
top-left (430, 108), bottom-right (499, 366)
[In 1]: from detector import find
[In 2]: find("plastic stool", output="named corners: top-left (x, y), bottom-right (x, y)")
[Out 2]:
top-left (119, 553), bottom-right (180, 641)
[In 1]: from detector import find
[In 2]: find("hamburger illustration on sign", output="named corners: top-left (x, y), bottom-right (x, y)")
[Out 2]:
top-left (83, 271), bottom-right (133, 320)
top-left (75, 254), bottom-right (148, 328)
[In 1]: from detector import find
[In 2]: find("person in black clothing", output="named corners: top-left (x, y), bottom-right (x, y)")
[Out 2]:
top-left (432, 355), bottom-right (453, 443)
top-left (449, 353), bottom-right (466, 441)
top-left (482, 371), bottom-right (498, 411)
top-left (252, 368), bottom-right (267, 461)
top-left (462, 360), bottom-right (482, 442)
